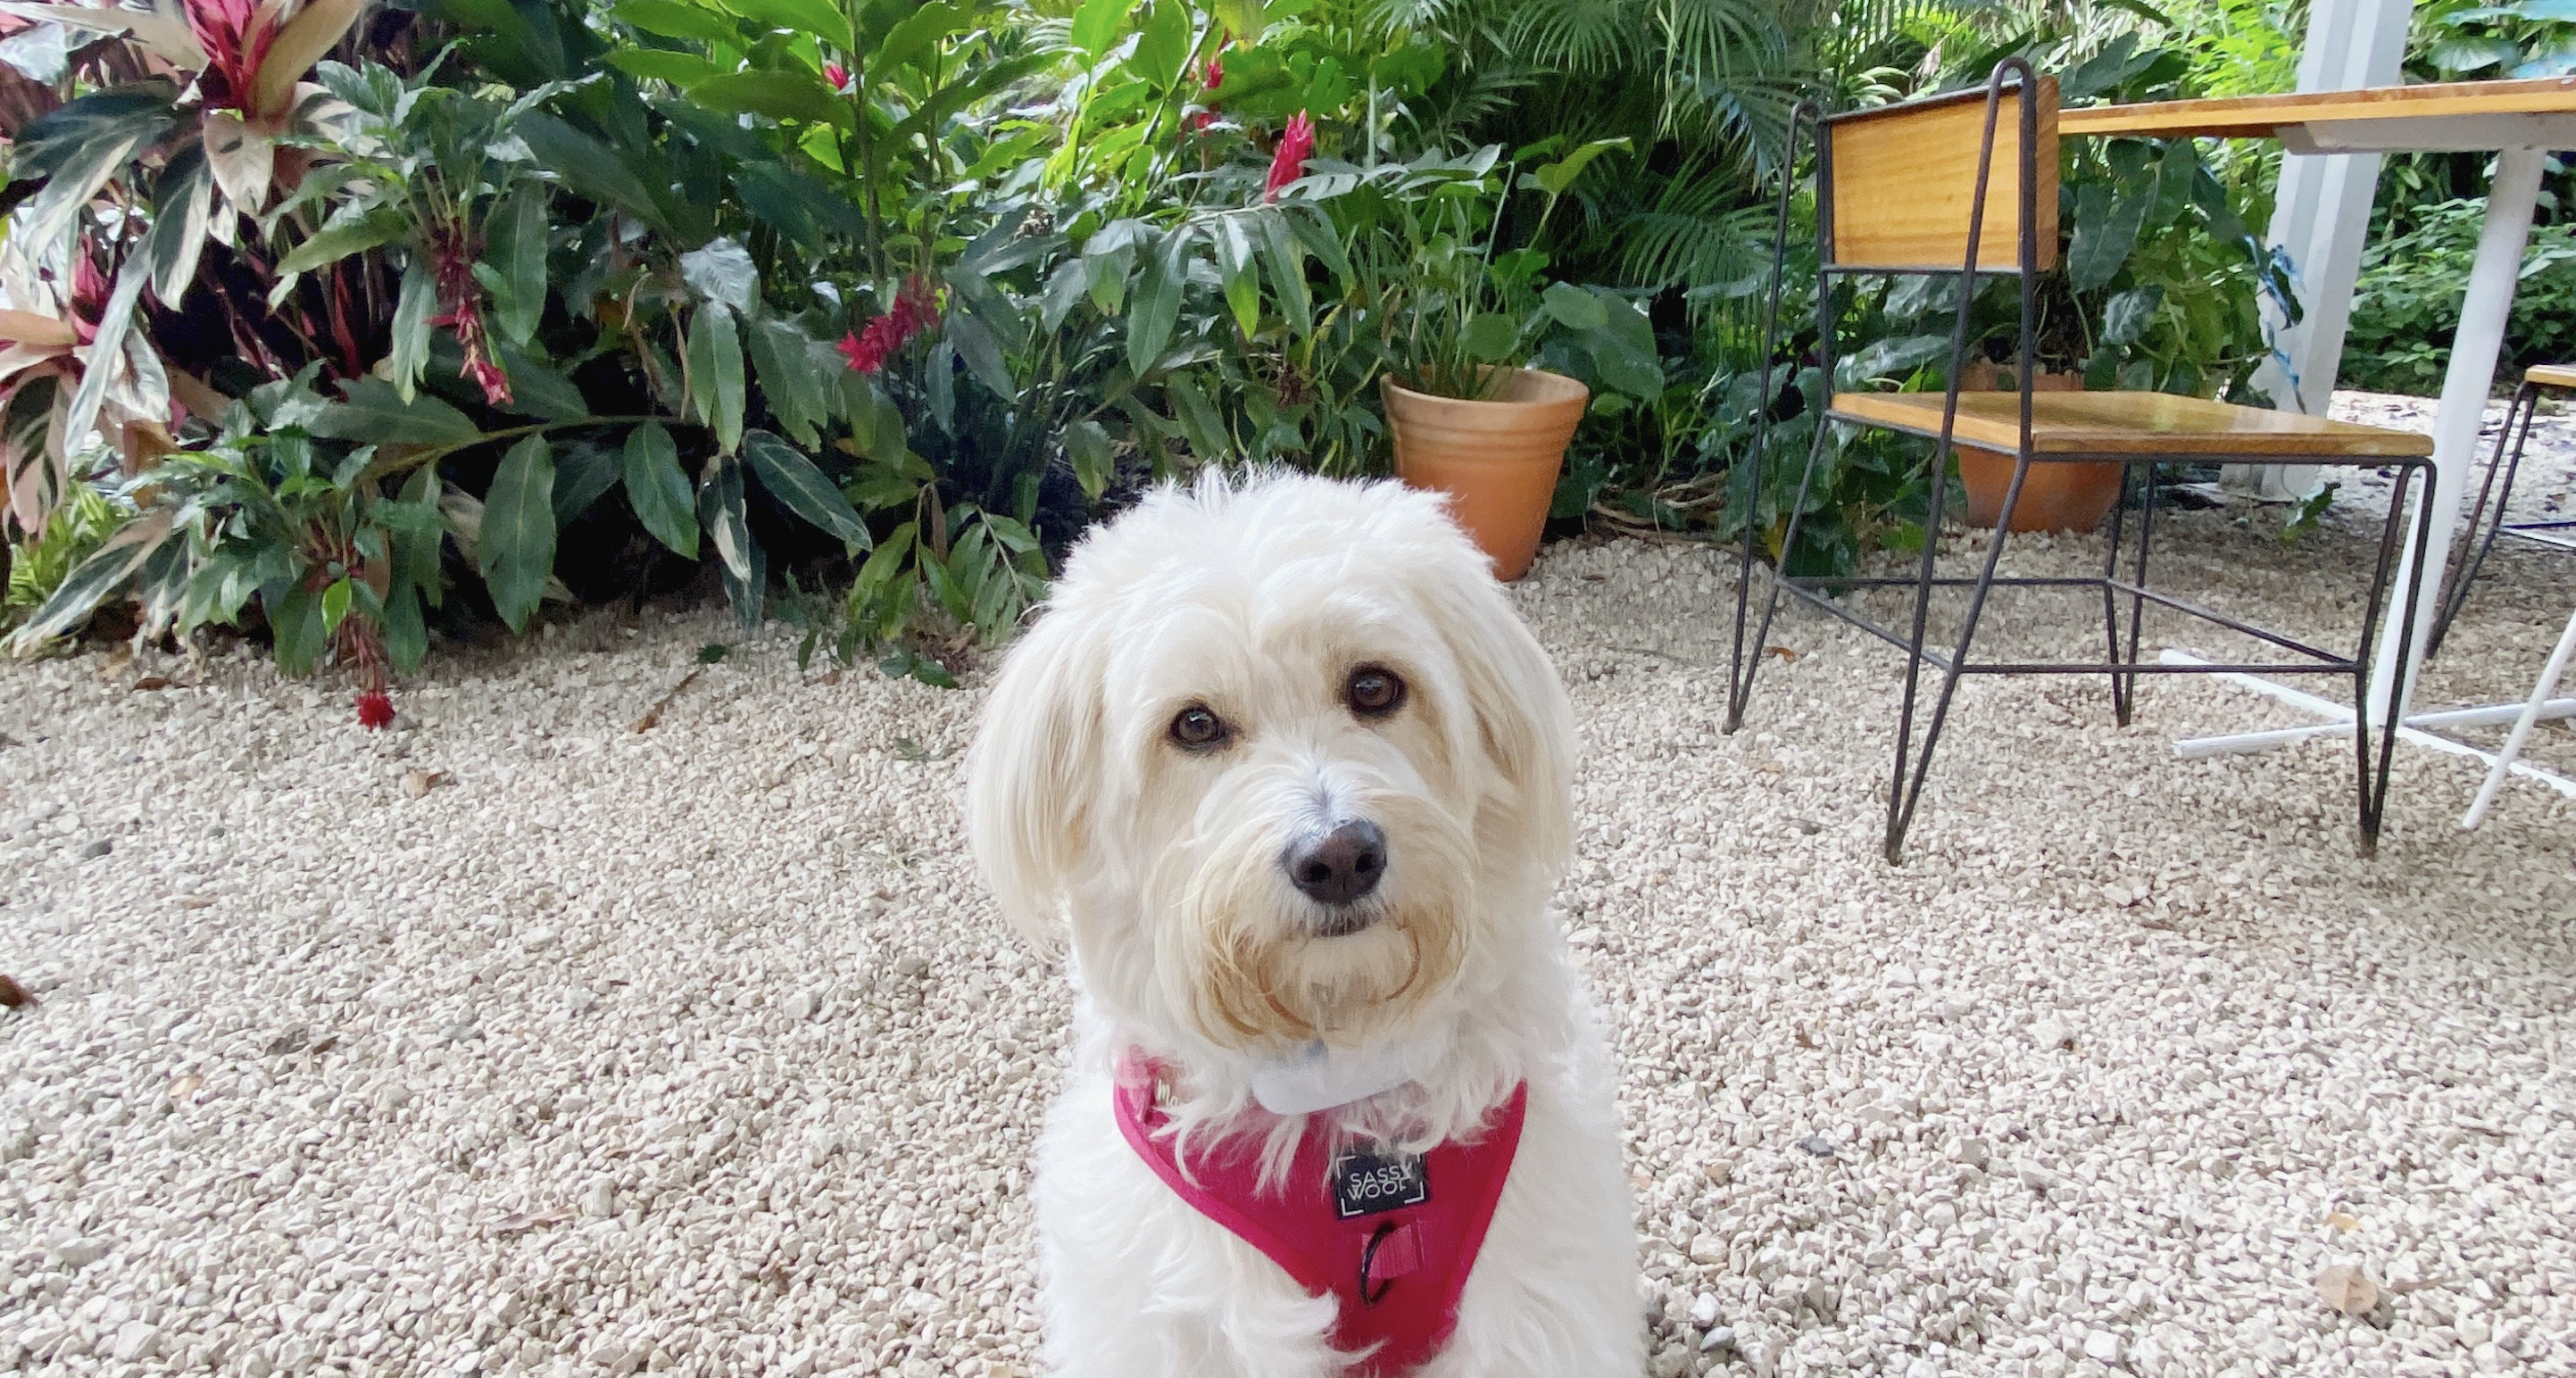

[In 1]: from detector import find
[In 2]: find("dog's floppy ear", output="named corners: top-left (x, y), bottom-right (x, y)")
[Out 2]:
top-left (1435, 562), bottom-right (1578, 876)
top-left (965, 602), bottom-right (1104, 941)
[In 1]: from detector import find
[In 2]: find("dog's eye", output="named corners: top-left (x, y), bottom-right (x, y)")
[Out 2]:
top-left (1345, 666), bottom-right (1406, 718)
top-left (1168, 704), bottom-right (1231, 750)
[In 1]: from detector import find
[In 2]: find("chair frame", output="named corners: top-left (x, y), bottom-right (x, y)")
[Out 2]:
top-left (2428, 369), bottom-right (2576, 656)
top-left (1722, 58), bottom-right (2442, 863)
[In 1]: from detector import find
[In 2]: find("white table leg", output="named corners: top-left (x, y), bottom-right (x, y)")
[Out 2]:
top-left (2463, 605), bottom-right (2576, 827)
top-left (2370, 145), bottom-right (2547, 726)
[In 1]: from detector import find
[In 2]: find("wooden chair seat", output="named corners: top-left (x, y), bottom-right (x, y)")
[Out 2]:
top-left (1828, 390), bottom-right (2434, 459)
top-left (2525, 363), bottom-right (2576, 390)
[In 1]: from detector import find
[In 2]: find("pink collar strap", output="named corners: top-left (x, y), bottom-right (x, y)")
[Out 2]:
top-left (1112, 1049), bottom-right (1528, 1375)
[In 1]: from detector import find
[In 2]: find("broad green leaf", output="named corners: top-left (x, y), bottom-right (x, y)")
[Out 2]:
top-left (1135, 0), bottom-right (1190, 87)
top-left (623, 420), bottom-right (699, 557)
top-left (383, 585), bottom-right (428, 672)
top-left (145, 146), bottom-right (212, 306)
top-left (876, 0), bottom-right (970, 71)
top-left (478, 435), bottom-right (557, 633)
top-left (1258, 211), bottom-right (1311, 336)
top-left (1530, 137), bottom-right (1628, 196)
top-left (1040, 259), bottom-right (1089, 333)
top-left (552, 436), bottom-right (621, 523)
top-left (603, 47), bottom-right (721, 85)
top-left (1211, 0), bottom-right (1265, 40)
top-left (492, 342), bottom-right (590, 422)
top-left (1063, 418), bottom-right (1114, 500)
top-left (698, 452), bottom-right (755, 582)
top-left (1068, 0), bottom-right (1136, 59)
top-left (12, 87), bottom-right (177, 263)
top-left (688, 307), bottom-right (747, 454)
top-left (946, 306), bottom-right (1017, 400)
top-left (513, 114), bottom-right (675, 236)
top-left (746, 431), bottom-right (871, 548)
top-left (320, 577), bottom-right (354, 634)
top-left (2067, 180), bottom-right (2151, 293)
top-left (268, 584), bottom-right (329, 675)
top-left (2102, 285), bottom-right (2165, 347)
top-left (687, 71), bottom-right (852, 129)
top-left (4, 511), bottom-right (176, 652)
top-left (1126, 229), bottom-right (1189, 376)
top-left (389, 256), bottom-right (435, 402)
top-left (312, 378), bottom-right (481, 446)
top-left (1540, 280), bottom-right (1608, 331)
top-left (748, 318), bottom-right (831, 447)
top-left (1460, 312), bottom-right (1519, 361)
top-left (612, 0), bottom-right (744, 41)
top-left (721, 0), bottom-right (849, 44)
top-left (278, 209), bottom-right (403, 276)
top-left (1215, 216), bottom-right (1260, 337)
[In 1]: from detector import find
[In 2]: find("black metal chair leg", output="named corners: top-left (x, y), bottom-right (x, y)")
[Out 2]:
top-left (2119, 461), bottom-right (2158, 727)
top-left (1887, 448), bottom-right (2031, 863)
top-left (2429, 383), bottom-right (2540, 657)
top-left (2101, 470), bottom-right (2130, 720)
top-left (2351, 458), bottom-right (2442, 855)
top-left (1731, 419), bottom-right (1837, 733)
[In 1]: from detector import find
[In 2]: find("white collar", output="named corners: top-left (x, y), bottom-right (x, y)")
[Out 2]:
top-left (1248, 1022), bottom-right (1454, 1116)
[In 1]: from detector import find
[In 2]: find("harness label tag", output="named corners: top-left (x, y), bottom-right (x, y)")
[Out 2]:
top-left (1330, 1148), bottom-right (1429, 1219)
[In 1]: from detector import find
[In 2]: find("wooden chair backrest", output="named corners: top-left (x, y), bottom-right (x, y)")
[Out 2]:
top-left (1825, 76), bottom-right (2061, 274)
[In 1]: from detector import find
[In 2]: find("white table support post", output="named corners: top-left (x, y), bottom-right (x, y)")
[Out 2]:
top-left (2236, 0), bottom-right (2410, 502)
top-left (2370, 145), bottom-right (2548, 726)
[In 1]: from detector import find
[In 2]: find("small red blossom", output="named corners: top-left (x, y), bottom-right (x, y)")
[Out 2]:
top-left (839, 276), bottom-right (941, 375)
top-left (824, 62), bottom-right (852, 94)
top-left (355, 691), bottom-right (396, 729)
top-left (427, 220), bottom-right (511, 407)
top-left (1265, 112), bottom-right (1315, 203)
top-left (1202, 57), bottom-right (1223, 93)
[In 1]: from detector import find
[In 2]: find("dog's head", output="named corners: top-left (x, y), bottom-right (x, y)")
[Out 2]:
top-left (966, 470), bottom-right (1575, 1057)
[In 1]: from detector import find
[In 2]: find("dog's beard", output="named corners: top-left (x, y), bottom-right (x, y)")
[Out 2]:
top-left (1147, 786), bottom-right (1475, 1051)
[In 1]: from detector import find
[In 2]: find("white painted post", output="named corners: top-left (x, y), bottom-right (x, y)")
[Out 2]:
top-left (2235, 0), bottom-right (2414, 501)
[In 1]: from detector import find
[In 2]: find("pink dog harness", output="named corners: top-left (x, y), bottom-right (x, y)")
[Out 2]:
top-left (1112, 1050), bottom-right (1527, 1375)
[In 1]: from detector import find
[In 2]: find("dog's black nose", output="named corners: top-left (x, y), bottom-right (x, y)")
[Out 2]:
top-left (1285, 820), bottom-right (1388, 908)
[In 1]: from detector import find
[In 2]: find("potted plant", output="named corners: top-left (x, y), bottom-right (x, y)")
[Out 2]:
top-left (1952, 358), bottom-right (2110, 533)
top-left (1350, 149), bottom-right (1661, 579)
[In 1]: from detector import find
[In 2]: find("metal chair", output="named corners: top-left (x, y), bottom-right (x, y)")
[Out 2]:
top-left (1723, 59), bottom-right (2442, 863)
top-left (2428, 363), bottom-right (2576, 655)
top-left (2461, 600), bottom-right (2576, 829)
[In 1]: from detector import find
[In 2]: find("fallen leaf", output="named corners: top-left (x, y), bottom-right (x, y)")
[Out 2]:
top-left (1767, 645), bottom-right (1799, 661)
top-left (177, 895), bottom-right (214, 909)
top-left (0, 974), bottom-right (36, 1009)
top-left (630, 667), bottom-right (703, 733)
top-left (131, 676), bottom-right (174, 692)
top-left (403, 769), bottom-right (448, 799)
top-left (2327, 1211), bottom-right (2360, 1233)
top-left (2317, 1264), bottom-right (2381, 1316)
top-left (168, 1074), bottom-right (203, 1100)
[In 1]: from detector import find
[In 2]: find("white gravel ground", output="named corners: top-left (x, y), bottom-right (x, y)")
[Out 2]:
top-left (4, 395), bottom-right (2574, 1378)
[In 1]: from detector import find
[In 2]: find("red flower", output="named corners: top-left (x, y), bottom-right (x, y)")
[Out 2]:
top-left (185, 0), bottom-right (278, 115)
top-left (355, 691), bottom-right (395, 730)
top-left (427, 220), bottom-right (511, 407)
top-left (1202, 57), bottom-right (1223, 93)
top-left (1265, 112), bottom-right (1315, 203)
top-left (839, 276), bottom-right (941, 375)
top-left (824, 62), bottom-right (852, 94)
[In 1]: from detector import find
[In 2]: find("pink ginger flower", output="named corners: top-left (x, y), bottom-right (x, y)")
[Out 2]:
top-left (824, 62), bottom-right (852, 94)
top-left (1265, 112), bottom-right (1314, 203)
top-left (838, 276), bottom-right (941, 375)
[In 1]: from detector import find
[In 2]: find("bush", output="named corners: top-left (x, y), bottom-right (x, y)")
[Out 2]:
top-left (2342, 199), bottom-right (2576, 395)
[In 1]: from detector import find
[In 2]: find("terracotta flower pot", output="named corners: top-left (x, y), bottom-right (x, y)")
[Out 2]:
top-left (1382, 369), bottom-right (1589, 582)
top-left (1951, 366), bottom-right (2122, 534)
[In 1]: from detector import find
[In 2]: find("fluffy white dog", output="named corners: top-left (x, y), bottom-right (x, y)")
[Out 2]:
top-left (965, 469), bottom-right (1640, 1377)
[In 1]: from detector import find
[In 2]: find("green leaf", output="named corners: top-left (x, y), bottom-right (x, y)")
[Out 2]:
top-left (1126, 229), bottom-right (1189, 375)
top-left (946, 306), bottom-right (1017, 400)
top-left (1530, 137), bottom-right (1628, 196)
top-left (698, 452), bottom-right (756, 583)
top-left (1258, 211), bottom-right (1311, 337)
top-left (1069, 0), bottom-right (1137, 59)
top-left (1215, 216), bottom-right (1260, 337)
top-left (4, 511), bottom-right (176, 652)
top-left (2067, 180), bottom-right (2152, 294)
top-left (622, 420), bottom-right (699, 557)
top-left (478, 436), bottom-right (557, 633)
top-left (1461, 312), bottom-right (1519, 361)
top-left (486, 185), bottom-right (549, 346)
top-left (1064, 418), bottom-right (1114, 500)
top-left (612, 0), bottom-right (744, 41)
top-left (312, 378), bottom-right (481, 445)
top-left (1211, 0), bottom-right (1265, 40)
top-left (513, 114), bottom-right (675, 237)
top-left (1040, 259), bottom-right (1089, 333)
top-left (492, 342), bottom-right (591, 423)
top-left (603, 47), bottom-right (721, 85)
top-left (383, 585), bottom-right (427, 671)
top-left (689, 307), bottom-right (747, 454)
top-left (389, 256), bottom-right (435, 402)
top-left (722, 0), bottom-right (850, 44)
top-left (2102, 284), bottom-right (2165, 347)
top-left (746, 431), bottom-right (871, 548)
top-left (145, 147), bottom-right (212, 306)
top-left (278, 209), bottom-right (403, 276)
top-left (1540, 280), bottom-right (1608, 331)
top-left (320, 577), bottom-right (354, 634)
top-left (687, 71), bottom-right (853, 129)
top-left (552, 436), bottom-right (621, 524)
top-left (747, 318), bottom-right (832, 447)
top-left (875, 0), bottom-right (970, 71)
top-left (268, 584), bottom-right (329, 676)
top-left (1135, 0), bottom-right (1190, 87)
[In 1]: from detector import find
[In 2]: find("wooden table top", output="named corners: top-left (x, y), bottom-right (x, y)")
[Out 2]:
top-left (2059, 76), bottom-right (2576, 142)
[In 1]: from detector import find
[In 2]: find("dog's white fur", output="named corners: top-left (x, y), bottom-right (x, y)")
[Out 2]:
top-left (966, 470), bottom-right (1641, 1377)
